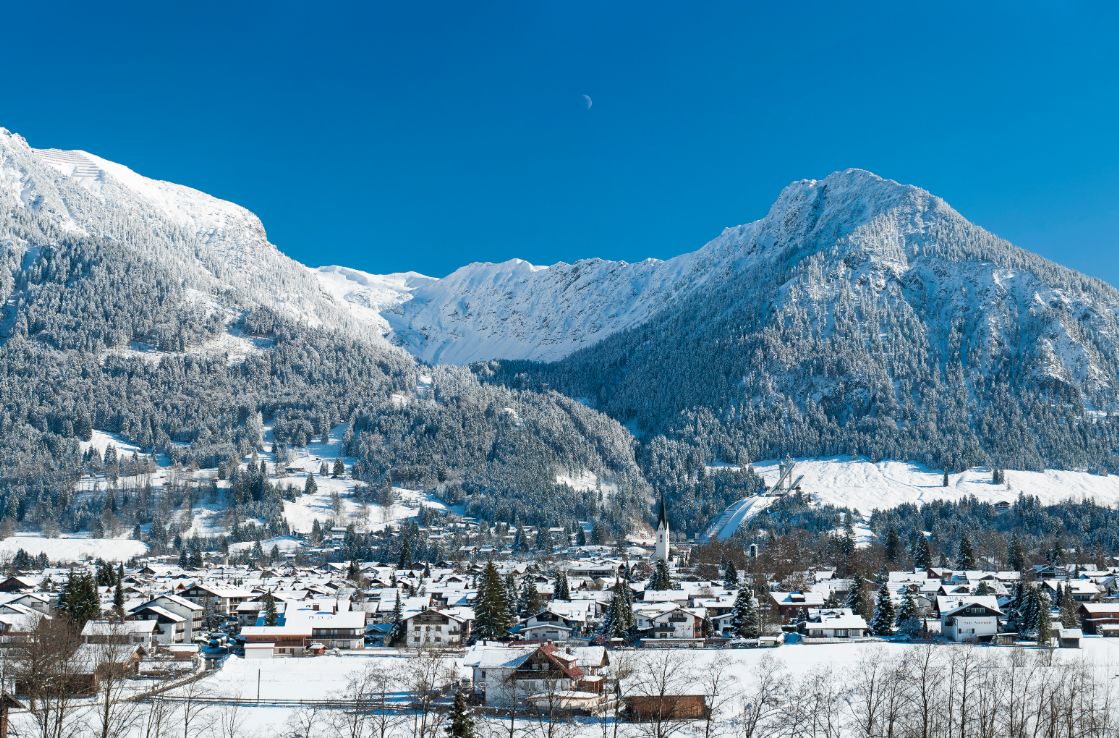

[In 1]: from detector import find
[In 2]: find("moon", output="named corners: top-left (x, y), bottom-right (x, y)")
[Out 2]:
top-left (582, 94), bottom-right (593, 110)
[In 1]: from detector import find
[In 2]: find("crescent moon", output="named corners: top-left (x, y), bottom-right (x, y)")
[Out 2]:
top-left (582, 94), bottom-right (593, 110)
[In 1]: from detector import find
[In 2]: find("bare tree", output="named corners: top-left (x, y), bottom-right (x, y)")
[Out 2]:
top-left (777, 666), bottom-right (844, 738)
top-left (329, 660), bottom-right (405, 738)
top-left (285, 705), bottom-right (325, 738)
top-left (626, 650), bottom-right (699, 738)
top-left (405, 644), bottom-right (454, 738)
top-left (698, 655), bottom-right (738, 738)
top-left (733, 655), bottom-right (787, 738)
top-left (177, 678), bottom-right (214, 738)
top-left (11, 615), bottom-right (86, 738)
top-left (89, 622), bottom-right (147, 738)
top-left (209, 700), bottom-right (248, 738)
top-left (138, 696), bottom-right (179, 738)
top-left (523, 672), bottom-right (579, 738)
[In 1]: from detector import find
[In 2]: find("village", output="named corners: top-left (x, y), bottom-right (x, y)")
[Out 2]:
top-left (0, 495), bottom-right (1117, 738)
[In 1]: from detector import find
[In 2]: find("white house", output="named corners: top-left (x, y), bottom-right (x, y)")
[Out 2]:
top-left (937, 596), bottom-right (1001, 642)
top-left (464, 643), bottom-right (606, 708)
top-left (803, 608), bottom-right (867, 639)
top-left (131, 594), bottom-right (204, 642)
top-left (241, 607), bottom-right (365, 655)
top-left (81, 619), bottom-right (157, 649)
top-left (402, 607), bottom-right (472, 648)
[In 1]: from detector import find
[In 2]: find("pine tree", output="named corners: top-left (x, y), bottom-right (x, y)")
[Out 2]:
top-left (58, 571), bottom-right (100, 626)
top-left (1036, 591), bottom-right (1053, 645)
top-left (473, 561), bottom-right (511, 641)
top-left (398, 537), bottom-right (413, 570)
top-left (519, 578), bottom-right (542, 616)
top-left (113, 577), bottom-right (125, 617)
top-left (332, 458), bottom-right (345, 478)
top-left (649, 559), bottom-right (673, 591)
top-left (723, 560), bottom-right (738, 589)
top-left (896, 589), bottom-right (920, 635)
top-left (869, 581), bottom-right (895, 636)
top-left (731, 586), bottom-right (760, 639)
top-left (883, 528), bottom-right (901, 564)
top-left (445, 686), bottom-right (476, 738)
top-left (554, 570), bottom-right (571, 601)
top-left (304, 473), bottom-right (317, 496)
top-left (1008, 534), bottom-right (1025, 571)
top-left (262, 590), bottom-right (279, 626)
top-left (600, 578), bottom-right (634, 640)
top-left (942, 469), bottom-right (950, 487)
top-left (388, 592), bottom-right (405, 646)
top-left (911, 533), bottom-right (931, 570)
top-left (1019, 586), bottom-right (1040, 638)
top-left (503, 574), bottom-right (519, 623)
top-left (845, 575), bottom-right (871, 619)
top-left (1059, 586), bottom-right (1080, 629)
top-left (958, 535), bottom-right (976, 569)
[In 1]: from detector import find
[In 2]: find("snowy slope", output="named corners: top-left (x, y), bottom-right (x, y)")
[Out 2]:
top-left (387, 256), bottom-right (708, 364)
top-left (0, 127), bottom-right (394, 345)
top-left (356, 169), bottom-right (1119, 382)
top-left (311, 265), bottom-right (433, 338)
top-left (753, 457), bottom-right (1119, 516)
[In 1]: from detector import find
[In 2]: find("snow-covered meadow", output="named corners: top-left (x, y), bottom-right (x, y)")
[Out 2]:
top-left (43, 638), bottom-right (1115, 738)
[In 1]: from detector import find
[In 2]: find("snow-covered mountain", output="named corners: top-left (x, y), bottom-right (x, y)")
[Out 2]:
top-left (312, 265), bottom-right (434, 339)
top-left (0, 127), bottom-right (395, 348)
top-left (324, 168), bottom-right (1119, 398)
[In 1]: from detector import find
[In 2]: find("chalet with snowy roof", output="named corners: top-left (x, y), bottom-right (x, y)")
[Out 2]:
top-left (81, 619), bottom-right (157, 649)
top-left (241, 607), bottom-right (365, 655)
top-left (937, 596), bottom-right (1001, 642)
top-left (179, 583), bottom-right (258, 616)
top-left (402, 607), bottom-right (472, 647)
top-left (518, 608), bottom-right (583, 642)
top-left (1042, 578), bottom-right (1100, 602)
top-left (802, 608), bottom-right (868, 639)
top-left (0, 592), bottom-right (52, 615)
top-left (633, 603), bottom-right (705, 642)
top-left (131, 605), bottom-right (186, 644)
top-left (464, 643), bottom-right (607, 710)
top-left (0, 576), bottom-right (40, 593)
top-left (770, 591), bottom-right (826, 622)
top-left (130, 594), bottom-right (203, 641)
top-left (1077, 602), bottom-right (1119, 635)
top-left (0, 605), bottom-right (45, 644)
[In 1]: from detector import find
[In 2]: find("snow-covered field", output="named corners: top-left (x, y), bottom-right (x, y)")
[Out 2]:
top-left (0, 534), bottom-right (147, 562)
top-left (105, 639), bottom-right (1119, 737)
top-left (751, 456), bottom-right (1119, 516)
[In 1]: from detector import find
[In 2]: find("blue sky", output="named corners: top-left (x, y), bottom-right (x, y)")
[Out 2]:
top-left (3, 2), bottom-right (1118, 283)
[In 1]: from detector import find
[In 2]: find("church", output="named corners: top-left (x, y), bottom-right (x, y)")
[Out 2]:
top-left (655, 495), bottom-right (670, 563)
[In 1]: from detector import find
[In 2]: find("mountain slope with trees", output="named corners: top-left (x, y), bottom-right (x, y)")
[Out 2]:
top-left (481, 171), bottom-right (1119, 530)
top-left (0, 127), bottom-right (649, 536)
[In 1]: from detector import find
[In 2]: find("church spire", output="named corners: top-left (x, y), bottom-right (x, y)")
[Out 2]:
top-left (655, 494), bottom-right (669, 563)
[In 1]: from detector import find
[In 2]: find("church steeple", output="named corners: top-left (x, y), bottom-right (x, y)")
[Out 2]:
top-left (655, 494), bottom-right (670, 563)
